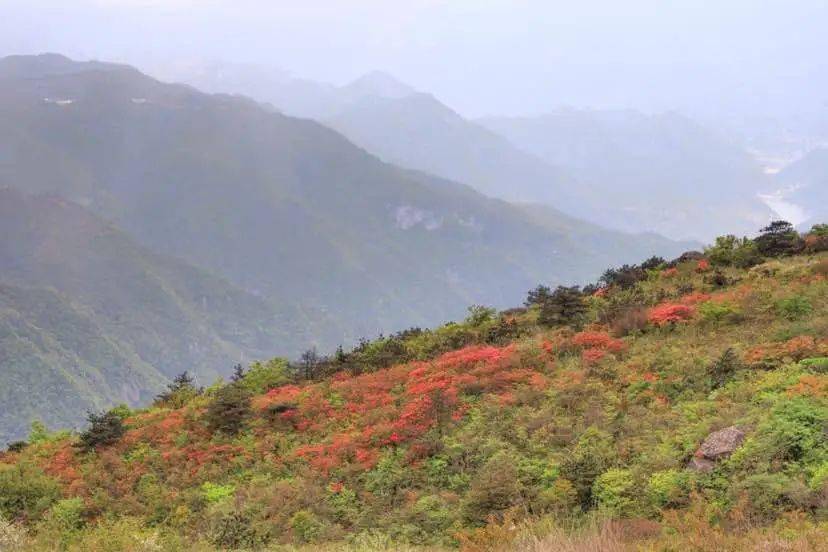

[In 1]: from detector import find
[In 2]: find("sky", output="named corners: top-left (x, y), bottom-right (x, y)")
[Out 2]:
top-left (2, 0), bottom-right (827, 119)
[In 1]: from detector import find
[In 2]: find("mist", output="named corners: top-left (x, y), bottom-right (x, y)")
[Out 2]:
top-left (2, 0), bottom-right (826, 121)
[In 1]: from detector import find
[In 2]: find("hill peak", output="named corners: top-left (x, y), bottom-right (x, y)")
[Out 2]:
top-left (342, 70), bottom-right (416, 99)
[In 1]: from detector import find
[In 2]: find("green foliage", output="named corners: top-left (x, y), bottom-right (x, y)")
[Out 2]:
top-left (0, 463), bottom-right (61, 522)
top-left (646, 469), bottom-right (691, 509)
top-left (27, 421), bottom-right (50, 445)
top-left (560, 427), bottom-right (617, 509)
top-left (775, 295), bottom-right (813, 320)
top-left (155, 372), bottom-right (201, 408)
top-left (209, 511), bottom-right (259, 549)
top-left (755, 221), bottom-right (803, 257)
top-left (698, 301), bottom-right (740, 324)
top-left (201, 482), bottom-right (236, 504)
top-left (465, 305), bottom-right (497, 326)
top-left (43, 497), bottom-right (86, 536)
top-left (76, 410), bottom-right (125, 452)
top-left (463, 452), bottom-right (523, 523)
top-left (1, 245), bottom-right (826, 549)
top-left (707, 348), bottom-right (741, 389)
top-left (238, 358), bottom-right (290, 394)
top-left (205, 384), bottom-right (252, 435)
top-left (705, 235), bottom-right (763, 268)
top-left (732, 397), bottom-right (828, 471)
top-left (592, 468), bottom-right (636, 516)
top-left (290, 510), bottom-right (323, 543)
top-left (538, 286), bottom-right (587, 328)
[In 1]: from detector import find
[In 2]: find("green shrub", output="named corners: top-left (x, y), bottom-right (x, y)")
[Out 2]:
top-left (209, 511), bottom-right (259, 549)
top-left (560, 427), bottom-right (617, 509)
top-left (732, 397), bottom-right (827, 470)
top-left (205, 384), bottom-right (252, 436)
top-left (775, 295), bottom-right (813, 320)
top-left (290, 510), bottom-right (322, 543)
top-left (239, 358), bottom-right (291, 394)
top-left (800, 357), bottom-right (828, 374)
top-left (463, 452), bottom-right (523, 522)
top-left (154, 372), bottom-right (201, 408)
top-left (707, 348), bottom-right (741, 389)
top-left (0, 464), bottom-right (61, 521)
top-left (734, 473), bottom-right (802, 522)
top-left (698, 301), bottom-right (740, 324)
top-left (41, 497), bottom-right (86, 543)
top-left (76, 410), bottom-right (125, 452)
top-left (647, 469), bottom-right (691, 509)
top-left (201, 482), bottom-right (235, 504)
top-left (592, 468), bottom-right (636, 516)
top-left (705, 235), bottom-right (763, 268)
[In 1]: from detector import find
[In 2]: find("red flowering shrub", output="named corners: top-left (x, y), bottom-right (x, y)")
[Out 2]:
top-left (679, 292), bottom-right (712, 305)
top-left (571, 331), bottom-right (626, 354)
top-left (581, 348), bottom-right (607, 365)
top-left (648, 303), bottom-right (696, 326)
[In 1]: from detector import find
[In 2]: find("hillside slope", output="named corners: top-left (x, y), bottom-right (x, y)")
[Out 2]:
top-left (0, 188), bottom-right (321, 443)
top-left (325, 93), bottom-right (576, 207)
top-left (1, 225), bottom-right (825, 550)
top-left (0, 54), bottom-right (690, 343)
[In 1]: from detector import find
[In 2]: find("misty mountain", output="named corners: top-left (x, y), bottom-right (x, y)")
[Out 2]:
top-left (0, 188), bottom-right (323, 443)
top-left (159, 63), bottom-right (577, 207)
top-left (0, 54), bottom-right (695, 332)
top-left (0, 55), bottom-right (698, 442)
top-left (480, 109), bottom-right (776, 241)
top-left (167, 63), bottom-right (568, 204)
top-left (159, 62), bottom-right (775, 241)
top-left (774, 147), bottom-right (828, 228)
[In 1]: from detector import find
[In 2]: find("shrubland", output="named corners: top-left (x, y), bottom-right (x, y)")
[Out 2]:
top-left (1, 222), bottom-right (827, 551)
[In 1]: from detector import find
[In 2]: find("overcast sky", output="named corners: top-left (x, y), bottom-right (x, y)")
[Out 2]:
top-left (2, 0), bottom-right (827, 118)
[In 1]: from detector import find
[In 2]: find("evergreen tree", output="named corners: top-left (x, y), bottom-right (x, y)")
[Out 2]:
top-left (525, 285), bottom-right (552, 307)
top-left (205, 384), bottom-right (252, 436)
top-left (538, 286), bottom-right (587, 328)
top-left (155, 371), bottom-right (201, 408)
top-left (231, 363), bottom-right (246, 382)
top-left (76, 410), bottom-right (125, 452)
top-left (754, 221), bottom-right (803, 257)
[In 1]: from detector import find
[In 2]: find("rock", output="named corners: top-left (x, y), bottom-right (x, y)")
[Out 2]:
top-left (687, 426), bottom-right (745, 472)
top-left (686, 456), bottom-right (716, 473)
top-left (698, 426), bottom-right (745, 460)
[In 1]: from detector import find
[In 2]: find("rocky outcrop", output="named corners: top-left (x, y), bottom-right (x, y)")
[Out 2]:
top-left (687, 426), bottom-right (746, 472)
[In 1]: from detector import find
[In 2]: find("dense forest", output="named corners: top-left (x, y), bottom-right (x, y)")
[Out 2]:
top-left (1, 221), bottom-right (826, 551)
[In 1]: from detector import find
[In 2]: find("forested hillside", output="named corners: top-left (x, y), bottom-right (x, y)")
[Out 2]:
top-left (1, 222), bottom-right (825, 551)
top-left (0, 54), bottom-right (691, 346)
top-left (0, 188), bottom-right (320, 444)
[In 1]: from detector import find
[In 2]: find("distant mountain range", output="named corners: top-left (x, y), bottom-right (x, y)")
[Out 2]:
top-left (479, 109), bottom-right (777, 241)
top-left (0, 54), bottom-right (695, 442)
top-left (161, 61), bottom-right (777, 241)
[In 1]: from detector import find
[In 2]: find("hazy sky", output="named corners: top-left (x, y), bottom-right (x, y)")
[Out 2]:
top-left (2, 0), bottom-right (827, 118)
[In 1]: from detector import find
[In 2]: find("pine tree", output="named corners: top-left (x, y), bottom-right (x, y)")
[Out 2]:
top-left (538, 286), bottom-right (587, 328)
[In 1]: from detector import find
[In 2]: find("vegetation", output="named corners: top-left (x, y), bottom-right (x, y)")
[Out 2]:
top-left (1, 223), bottom-right (827, 550)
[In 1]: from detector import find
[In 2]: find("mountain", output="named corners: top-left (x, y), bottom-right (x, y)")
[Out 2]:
top-left (0, 188), bottom-right (320, 443)
top-left (0, 54), bottom-right (691, 341)
top-left (480, 109), bottom-right (777, 241)
top-left (0, 54), bottom-right (698, 443)
top-left (150, 62), bottom-right (577, 206)
top-left (1, 239), bottom-right (825, 549)
top-left (774, 147), bottom-right (828, 228)
top-left (324, 92), bottom-right (575, 206)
